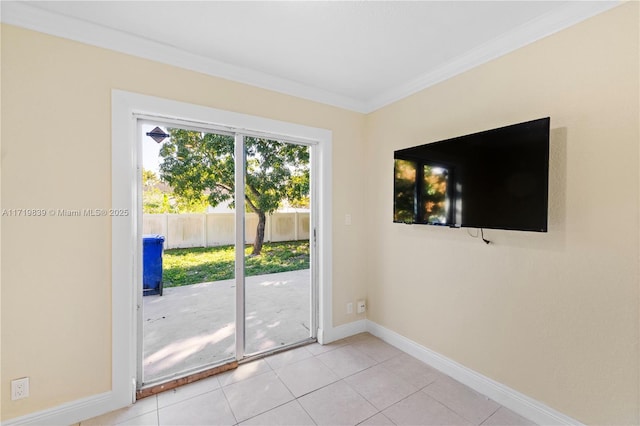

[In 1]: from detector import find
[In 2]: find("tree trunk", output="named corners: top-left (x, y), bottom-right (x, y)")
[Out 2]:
top-left (252, 211), bottom-right (267, 256)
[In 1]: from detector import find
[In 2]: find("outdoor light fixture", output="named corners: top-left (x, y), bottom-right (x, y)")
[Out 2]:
top-left (146, 126), bottom-right (170, 143)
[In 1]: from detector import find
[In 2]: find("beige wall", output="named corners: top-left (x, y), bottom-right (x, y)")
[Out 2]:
top-left (0, 25), bottom-right (366, 420)
top-left (365, 3), bottom-right (639, 424)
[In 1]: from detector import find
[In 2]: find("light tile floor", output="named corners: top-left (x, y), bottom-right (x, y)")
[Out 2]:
top-left (80, 333), bottom-right (535, 426)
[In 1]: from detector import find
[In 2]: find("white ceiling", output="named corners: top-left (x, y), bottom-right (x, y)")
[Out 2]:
top-left (1, 1), bottom-right (620, 113)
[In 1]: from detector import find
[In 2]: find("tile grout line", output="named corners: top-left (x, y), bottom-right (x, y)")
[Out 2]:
top-left (420, 387), bottom-right (482, 425)
top-left (266, 346), bottom-right (315, 371)
top-left (310, 339), bottom-right (406, 425)
top-left (478, 405), bottom-right (502, 425)
top-left (295, 398), bottom-right (319, 426)
top-left (344, 357), bottom-right (428, 409)
top-left (155, 394), bottom-right (159, 426)
top-left (156, 385), bottom-right (221, 410)
top-left (422, 379), bottom-right (501, 425)
top-left (84, 334), bottom-right (523, 426)
top-left (339, 376), bottom-right (385, 424)
top-left (279, 340), bottom-right (384, 425)
top-left (356, 411), bottom-right (398, 426)
top-left (222, 369), bottom-right (298, 424)
top-left (220, 382), bottom-right (240, 426)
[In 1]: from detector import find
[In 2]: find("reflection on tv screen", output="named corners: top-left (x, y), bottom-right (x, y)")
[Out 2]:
top-left (393, 117), bottom-right (549, 232)
top-left (394, 159), bottom-right (416, 223)
top-left (422, 165), bottom-right (449, 224)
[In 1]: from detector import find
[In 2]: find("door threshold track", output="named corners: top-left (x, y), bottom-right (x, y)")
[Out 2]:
top-left (240, 338), bottom-right (317, 365)
top-left (137, 360), bottom-right (237, 400)
top-left (136, 338), bottom-right (316, 400)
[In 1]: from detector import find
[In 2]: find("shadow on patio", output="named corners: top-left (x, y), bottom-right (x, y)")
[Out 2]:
top-left (142, 269), bottom-right (311, 384)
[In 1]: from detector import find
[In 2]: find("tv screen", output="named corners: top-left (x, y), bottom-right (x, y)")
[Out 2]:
top-left (394, 117), bottom-right (549, 232)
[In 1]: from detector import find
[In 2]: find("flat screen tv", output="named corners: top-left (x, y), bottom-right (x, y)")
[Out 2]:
top-left (394, 117), bottom-right (549, 232)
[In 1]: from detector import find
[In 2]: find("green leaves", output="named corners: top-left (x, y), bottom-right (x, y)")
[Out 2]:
top-left (159, 130), bottom-right (310, 214)
top-left (142, 168), bottom-right (209, 214)
top-left (157, 129), bottom-right (310, 254)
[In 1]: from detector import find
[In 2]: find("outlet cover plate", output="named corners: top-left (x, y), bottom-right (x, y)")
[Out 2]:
top-left (11, 377), bottom-right (29, 400)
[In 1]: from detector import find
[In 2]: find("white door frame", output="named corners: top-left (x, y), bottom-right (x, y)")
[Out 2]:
top-left (234, 133), bottom-right (246, 361)
top-left (112, 90), bottom-right (333, 404)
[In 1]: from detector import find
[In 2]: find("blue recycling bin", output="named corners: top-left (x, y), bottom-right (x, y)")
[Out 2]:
top-left (143, 234), bottom-right (165, 296)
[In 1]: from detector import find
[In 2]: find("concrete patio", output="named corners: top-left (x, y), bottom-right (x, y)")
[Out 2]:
top-left (143, 269), bottom-right (311, 384)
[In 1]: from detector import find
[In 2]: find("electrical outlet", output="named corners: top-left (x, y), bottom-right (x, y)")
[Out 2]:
top-left (357, 300), bottom-right (366, 314)
top-left (11, 377), bottom-right (29, 400)
top-left (345, 214), bottom-right (352, 226)
top-left (347, 302), bottom-right (353, 314)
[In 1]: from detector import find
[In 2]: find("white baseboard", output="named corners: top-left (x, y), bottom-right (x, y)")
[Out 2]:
top-left (319, 319), bottom-right (367, 344)
top-left (0, 391), bottom-right (120, 426)
top-left (5, 319), bottom-right (366, 425)
top-left (366, 320), bottom-right (583, 426)
top-left (3, 320), bottom-right (580, 426)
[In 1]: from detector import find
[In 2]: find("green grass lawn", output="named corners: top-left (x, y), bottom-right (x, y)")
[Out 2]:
top-left (162, 240), bottom-right (310, 287)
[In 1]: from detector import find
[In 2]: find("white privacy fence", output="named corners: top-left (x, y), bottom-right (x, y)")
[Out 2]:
top-left (143, 211), bottom-right (310, 249)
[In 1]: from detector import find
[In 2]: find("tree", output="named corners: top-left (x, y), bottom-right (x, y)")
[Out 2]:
top-left (159, 129), bottom-right (309, 255)
top-left (142, 168), bottom-right (210, 214)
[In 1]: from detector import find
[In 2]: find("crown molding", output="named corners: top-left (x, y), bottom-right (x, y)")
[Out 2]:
top-left (1, 1), bottom-right (621, 114)
top-left (367, 1), bottom-right (621, 112)
top-left (0, 1), bottom-right (369, 113)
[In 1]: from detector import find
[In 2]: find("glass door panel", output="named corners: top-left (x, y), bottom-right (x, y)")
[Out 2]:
top-left (139, 125), bottom-right (316, 389)
top-left (243, 137), bottom-right (312, 355)
top-left (141, 124), bottom-right (236, 385)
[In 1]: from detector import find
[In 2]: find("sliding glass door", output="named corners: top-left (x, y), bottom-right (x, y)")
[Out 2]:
top-left (242, 137), bottom-right (313, 356)
top-left (138, 122), bottom-right (315, 388)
